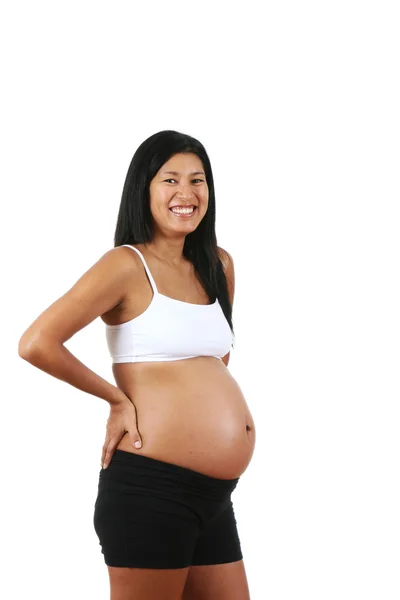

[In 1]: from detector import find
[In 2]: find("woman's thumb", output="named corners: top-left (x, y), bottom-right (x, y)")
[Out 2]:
top-left (130, 430), bottom-right (142, 449)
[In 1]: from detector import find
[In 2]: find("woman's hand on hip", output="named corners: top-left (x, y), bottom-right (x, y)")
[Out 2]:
top-left (101, 398), bottom-right (142, 469)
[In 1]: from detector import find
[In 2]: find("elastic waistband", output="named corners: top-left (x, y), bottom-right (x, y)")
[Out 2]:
top-left (108, 449), bottom-right (240, 489)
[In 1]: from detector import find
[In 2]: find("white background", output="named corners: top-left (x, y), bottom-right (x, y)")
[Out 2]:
top-left (2, 1), bottom-right (399, 598)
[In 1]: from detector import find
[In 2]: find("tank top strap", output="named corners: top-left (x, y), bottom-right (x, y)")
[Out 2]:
top-left (121, 245), bottom-right (159, 295)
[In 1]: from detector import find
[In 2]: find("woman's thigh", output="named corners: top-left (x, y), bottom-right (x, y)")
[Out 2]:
top-left (182, 500), bottom-right (249, 600)
top-left (182, 560), bottom-right (251, 600)
top-left (108, 565), bottom-right (190, 600)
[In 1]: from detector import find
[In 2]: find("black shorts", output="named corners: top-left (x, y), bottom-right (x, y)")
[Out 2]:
top-left (93, 449), bottom-right (243, 569)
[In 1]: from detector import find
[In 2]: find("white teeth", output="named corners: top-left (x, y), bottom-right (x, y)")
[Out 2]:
top-left (170, 207), bottom-right (195, 214)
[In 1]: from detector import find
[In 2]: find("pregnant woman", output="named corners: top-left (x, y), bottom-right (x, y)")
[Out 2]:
top-left (18, 130), bottom-right (256, 600)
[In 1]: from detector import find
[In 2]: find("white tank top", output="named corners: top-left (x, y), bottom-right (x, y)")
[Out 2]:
top-left (105, 245), bottom-right (233, 363)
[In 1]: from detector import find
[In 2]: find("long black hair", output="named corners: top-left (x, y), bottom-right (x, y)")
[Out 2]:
top-left (114, 129), bottom-right (235, 346)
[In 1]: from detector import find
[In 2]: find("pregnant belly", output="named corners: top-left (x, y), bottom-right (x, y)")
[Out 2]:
top-left (113, 357), bottom-right (256, 479)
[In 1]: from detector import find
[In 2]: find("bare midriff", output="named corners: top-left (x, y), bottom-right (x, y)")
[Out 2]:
top-left (113, 355), bottom-right (256, 480)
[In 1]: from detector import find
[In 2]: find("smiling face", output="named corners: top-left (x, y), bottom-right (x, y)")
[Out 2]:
top-left (148, 153), bottom-right (209, 238)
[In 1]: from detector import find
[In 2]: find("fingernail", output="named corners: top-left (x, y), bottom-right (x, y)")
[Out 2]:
top-left (134, 441), bottom-right (142, 448)
top-left (103, 463), bottom-right (107, 469)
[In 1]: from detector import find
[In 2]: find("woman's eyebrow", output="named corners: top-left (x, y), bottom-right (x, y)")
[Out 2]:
top-left (162, 170), bottom-right (205, 176)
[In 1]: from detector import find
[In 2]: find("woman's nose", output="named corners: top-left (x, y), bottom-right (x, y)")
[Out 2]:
top-left (176, 185), bottom-right (194, 198)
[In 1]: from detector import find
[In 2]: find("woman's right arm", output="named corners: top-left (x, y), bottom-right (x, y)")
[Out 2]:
top-left (18, 247), bottom-right (134, 407)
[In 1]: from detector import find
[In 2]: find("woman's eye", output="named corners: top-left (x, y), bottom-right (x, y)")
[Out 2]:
top-left (165, 179), bottom-right (203, 184)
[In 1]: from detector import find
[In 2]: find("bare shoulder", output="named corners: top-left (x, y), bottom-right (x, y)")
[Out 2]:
top-left (217, 246), bottom-right (235, 305)
top-left (217, 245), bottom-right (234, 273)
top-left (70, 244), bottom-right (144, 296)
top-left (18, 245), bottom-right (143, 352)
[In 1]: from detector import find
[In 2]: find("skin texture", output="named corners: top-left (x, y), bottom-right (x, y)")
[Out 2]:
top-left (105, 560), bottom-right (251, 600)
top-left (182, 561), bottom-right (251, 600)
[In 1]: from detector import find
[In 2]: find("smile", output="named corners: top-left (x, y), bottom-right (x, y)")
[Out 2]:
top-left (169, 206), bottom-right (197, 217)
